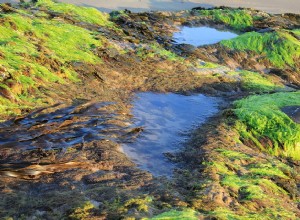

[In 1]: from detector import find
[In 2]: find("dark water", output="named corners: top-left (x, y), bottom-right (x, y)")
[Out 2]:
top-left (173, 26), bottom-right (238, 47)
top-left (282, 106), bottom-right (300, 123)
top-left (122, 93), bottom-right (222, 176)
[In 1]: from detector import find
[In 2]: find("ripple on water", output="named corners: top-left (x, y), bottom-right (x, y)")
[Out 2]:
top-left (122, 92), bottom-right (222, 176)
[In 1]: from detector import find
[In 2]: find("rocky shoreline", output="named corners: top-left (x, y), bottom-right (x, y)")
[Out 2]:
top-left (0, 1), bottom-right (299, 219)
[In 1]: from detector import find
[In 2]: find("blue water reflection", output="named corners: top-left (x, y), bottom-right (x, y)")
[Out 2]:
top-left (122, 92), bottom-right (222, 176)
top-left (173, 26), bottom-right (238, 46)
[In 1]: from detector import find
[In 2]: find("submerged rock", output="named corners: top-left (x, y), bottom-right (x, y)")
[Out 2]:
top-left (282, 106), bottom-right (300, 123)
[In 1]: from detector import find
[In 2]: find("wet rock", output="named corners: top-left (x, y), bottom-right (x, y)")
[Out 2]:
top-left (97, 27), bottom-right (111, 35)
top-left (103, 47), bottom-right (119, 58)
top-left (72, 62), bottom-right (107, 81)
top-left (269, 69), bottom-right (300, 87)
top-left (281, 106), bottom-right (300, 124)
top-left (257, 27), bottom-right (279, 33)
top-left (173, 43), bottom-right (196, 55)
top-left (203, 184), bottom-right (233, 207)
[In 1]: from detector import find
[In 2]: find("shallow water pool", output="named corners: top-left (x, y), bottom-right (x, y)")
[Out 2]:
top-left (173, 26), bottom-right (238, 46)
top-left (122, 93), bottom-right (222, 176)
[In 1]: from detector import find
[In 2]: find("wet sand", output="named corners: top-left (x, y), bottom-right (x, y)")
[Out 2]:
top-left (2, 0), bottom-right (299, 14)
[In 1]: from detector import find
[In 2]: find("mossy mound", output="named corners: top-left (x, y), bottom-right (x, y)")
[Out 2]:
top-left (0, 1), bottom-right (114, 116)
top-left (34, 0), bottom-right (112, 26)
top-left (192, 8), bottom-right (253, 30)
top-left (221, 30), bottom-right (300, 68)
top-left (234, 92), bottom-right (300, 160)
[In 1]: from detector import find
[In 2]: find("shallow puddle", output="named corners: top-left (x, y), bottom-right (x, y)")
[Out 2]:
top-left (0, 93), bottom-right (221, 178)
top-left (122, 93), bottom-right (222, 176)
top-left (173, 26), bottom-right (238, 46)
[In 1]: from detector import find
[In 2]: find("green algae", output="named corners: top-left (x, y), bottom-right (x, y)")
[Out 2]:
top-left (0, 4), bottom-right (104, 116)
top-left (221, 30), bottom-right (300, 68)
top-left (234, 92), bottom-right (300, 160)
top-left (35, 0), bottom-right (112, 26)
top-left (68, 201), bottom-right (95, 220)
top-left (2, 13), bottom-right (102, 63)
top-left (195, 9), bottom-right (253, 30)
top-left (209, 207), bottom-right (297, 220)
top-left (228, 70), bottom-right (283, 92)
top-left (151, 209), bottom-right (199, 220)
top-left (247, 163), bottom-right (289, 179)
top-left (216, 149), bottom-right (252, 160)
top-left (206, 146), bottom-right (297, 219)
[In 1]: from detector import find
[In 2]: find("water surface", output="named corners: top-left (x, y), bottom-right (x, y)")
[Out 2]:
top-left (122, 93), bottom-right (221, 176)
top-left (173, 26), bottom-right (238, 47)
top-left (0, 101), bottom-right (127, 171)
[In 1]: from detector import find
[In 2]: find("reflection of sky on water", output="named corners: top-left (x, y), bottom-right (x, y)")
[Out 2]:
top-left (122, 92), bottom-right (222, 176)
top-left (173, 27), bottom-right (238, 47)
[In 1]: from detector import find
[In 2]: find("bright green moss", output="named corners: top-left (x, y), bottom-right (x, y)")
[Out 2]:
top-left (240, 185), bottom-right (265, 200)
top-left (234, 92), bottom-right (300, 160)
top-left (212, 162), bottom-right (235, 175)
top-left (239, 71), bottom-right (281, 92)
top-left (209, 208), bottom-right (247, 220)
top-left (221, 175), bottom-right (249, 191)
top-left (4, 14), bottom-right (102, 63)
top-left (221, 30), bottom-right (300, 68)
top-left (248, 163), bottom-right (289, 179)
top-left (151, 209), bottom-right (199, 220)
top-left (0, 14), bottom-right (95, 84)
top-left (210, 207), bottom-right (296, 220)
top-left (0, 95), bottom-right (41, 118)
top-left (220, 168), bottom-right (285, 201)
top-left (0, 7), bottom-right (104, 116)
top-left (292, 29), bottom-right (300, 37)
top-left (216, 149), bottom-right (252, 160)
top-left (109, 10), bottom-right (130, 20)
top-left (196, 9), bottom-right (253, 30)
top-left (35, 21), bottom-right (101, 63)
top-left (258, 179), bottom-right (288, 195)
top-left (227, 70), bottom-right (283, 92)
top-left (122, 196), bottom-right (152, 213)
top-left (35, 0), bottom-right (112, 26)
